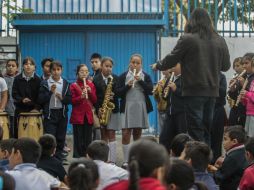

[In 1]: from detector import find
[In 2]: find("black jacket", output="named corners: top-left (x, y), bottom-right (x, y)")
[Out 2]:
top-left (215, 72), bottom-right (227, 107)
top-left (156, 33), bottom-right (231, 97)
top-left (116, 71), bottom-right (153, 113)
top-left (93, 73), bottom-right (119, 114)
top-left (12, 73), bottom-right (42, 114)
top-left (37, 79), bottom-right (71, 118)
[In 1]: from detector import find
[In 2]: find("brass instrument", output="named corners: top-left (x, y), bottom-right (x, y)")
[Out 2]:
top-left (99, 75), bottom-right (115, 126)
top-left (153, 78), bottom-right (168, 111)
top-left (163, 72), bottom-right (175, 98)
top-left (235, 78), bottom-right (248, 107)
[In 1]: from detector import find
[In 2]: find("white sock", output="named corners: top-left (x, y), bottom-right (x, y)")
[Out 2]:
top-left (109, 141), bottom-right (117, 163)
top-left (122, 144), bottom-right (129, 163)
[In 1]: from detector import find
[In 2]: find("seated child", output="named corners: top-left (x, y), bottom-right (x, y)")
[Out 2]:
top-left (37, 134), bottom-right (67, 183)
top-left (0, 138), bottom-right (17, 171)
top-left (239, 137), bottom-right (254, 189)
top-left (215, 126), bottom-right (248, 190)
top-left (170, 133), bottom-right (192, 157)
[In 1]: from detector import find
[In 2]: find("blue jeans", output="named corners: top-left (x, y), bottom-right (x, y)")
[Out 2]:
top-left (184, 96), bottom-right (215, 145)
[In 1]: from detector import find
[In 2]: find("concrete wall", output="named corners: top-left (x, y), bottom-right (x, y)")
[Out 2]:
top-left (161, 37), bottom-right (254, 114)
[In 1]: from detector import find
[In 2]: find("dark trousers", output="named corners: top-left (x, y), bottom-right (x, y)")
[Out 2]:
top-left (184, 96), bottom-right (216, 145)
top-left (43, 109), bottom-right (67, 159)
top-left (228, 105), bottom-right (246, 127)
top-left (73, 120), bottom-right (93, 158)
top-left (159, 112), bottom-right (187, 151)
top-left (9, 116), bottom-right (15, 138)
top-left (211, 106), bottom-right (226, 163)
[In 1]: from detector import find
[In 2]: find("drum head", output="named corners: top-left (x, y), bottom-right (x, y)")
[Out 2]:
top-left (0, 112), bottom-right (8, 116)
top-left (19, 112), bottom-right (42, 116)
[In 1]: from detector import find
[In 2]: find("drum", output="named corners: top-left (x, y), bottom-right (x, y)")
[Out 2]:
top-left (18, 112), bottom-right (43, 141)
top-left (0, 112), bottom-right (9, 140)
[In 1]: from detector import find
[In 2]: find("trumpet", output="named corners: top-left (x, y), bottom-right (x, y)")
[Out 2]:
top-left (163, 72), bottom-right (175, 98)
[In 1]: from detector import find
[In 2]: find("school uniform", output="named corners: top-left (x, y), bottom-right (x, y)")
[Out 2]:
top-left (159, 74), bottom-right (187, 150)
top-left (12, 72), bottom-right (42, 138)
top-left (116, 70), bottom-right (153, 129)
top-left (93, 73), bottom-right (120, 130)
top-left (70, 79), bottom-right (97, 158)
top-left (37, 77), bottom-right (71, 160)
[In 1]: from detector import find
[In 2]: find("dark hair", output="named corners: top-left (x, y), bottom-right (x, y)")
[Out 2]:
top-left (0, 171), bottom-right (15, 190)
top-left (233, 57), bottom-right (243, 68)
top-left (101, 57), bottom-right (114, 66)
top-left (50, 60), bottom-right (62, 71)
top-left (68, 158), bottom-right (99, 190)
top-left (185, 8), bottom-right (214, 39)
top-left (242, 53), bottom-right (254, 61)
top-left (130, 54), bottom-right (143, 63)
top-left (41, 57), bottom-right (53, 67)
top-left (6, 59), bottom-right (19, 68)
top-left (166, 159), bottom-right (208, 190)
top-left (90, 53), bottom-right (102, 60)
top-left (184, 141), bottom-right (211, 172)
top-left (0, 127), bottom-right (3, 141)
top-left (245, 137), bottom-right (254, 156)
top-left (76, 64), bottom-right (88, 76)
top-left (128, 139), bottom-right (169, 190)
top-left (0, 138), bottom-right (17, 155)
top-left (38, 134), bottom-right (56, 157)
top-left (170, 133), bottom-right (193, 157)
top-left (22, 56), bottom-right (35, 66)
top-left (87, 140), bottom-right (109, 162)
top-left (13, 137), bottom-right (41, 164)
top-left (225, 125), bottom-right (246, 144)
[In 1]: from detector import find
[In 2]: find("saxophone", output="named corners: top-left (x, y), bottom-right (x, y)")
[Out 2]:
top-left (153, 78), bottom-right (168, 111)
top-left (99, 75), bottom-right (115, 126)
top-left (163, 72), bottom-right (175, 98)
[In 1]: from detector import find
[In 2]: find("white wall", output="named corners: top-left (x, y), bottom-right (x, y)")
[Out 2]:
top-left (161, 37), bottom-right (254, 114)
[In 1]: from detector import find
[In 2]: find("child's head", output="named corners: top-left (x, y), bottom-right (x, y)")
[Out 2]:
top-left (242, 53), bottom-right (254, 74)
top-left (50, 61), bottom-right (62, 80)
top-left (68, 158), bottom-right (99, 190)
top-left (233, 57), bottom-right (243, 74)
top-left (129, 54), bottom-right (142, 73)
top-left (244, 137), bottom-right (254, 163)
top-left (9, 137), bottom-right (41, 169)
top-left (76, 64), bottom-right (89, 80)
top-left (38, 134), bottom-right (56, 157)
top-left (41, 58), bottom-right (53, 78)
top-left (162, 69), bottom-right (172, 78)
top-left (223, 125), bottom-right (246, 152)
top-left (101, 57), bottom-right (113, 77)
top-left (166, 159), bottom-right (207, 190)
top-left (128, 139), bottom-right (169, 190)
top-left (6, 59), bottom-right (18, 76)
top-left (170, 133), bottom-right (193, 157)
top-left (22, 57), bottom-right (36, 76)
top-left (0, 138), bottom-right (17, 160)
top-left (87, 140), bottom-right (109, 162)
top-left (90, 53), bottom-right (101, 72)
top-left (182, 141), bottom-right (211, 172)
top-left (0, 171), bottom-right (15, 190)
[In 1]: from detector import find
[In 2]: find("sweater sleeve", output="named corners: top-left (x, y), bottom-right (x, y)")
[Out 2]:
top-left (137, 73), bottom-right (153, 95)
top-left (220, 38), bottom-right (231, 72)
top-left (70, 84), bottom-right (82, 105)
top-left (115, 73), bottom-right (131, 98)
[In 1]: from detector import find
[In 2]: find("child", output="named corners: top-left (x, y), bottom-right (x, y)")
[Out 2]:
top-left (239, 137), bottom-right (254, 189)
top-left (90, 53), bottom-right (102, 79)
top-left (0, 138), bottom-right (17, 171)
top-left (166, 159), bottom-right (208, 190)
top-left (170, 133), bottom-right (192, 157)
top-left (104, 139), bottom-right (168, 190)
top-left (228, 57), bottom-right (247, 126)
top-left (93, 57), bottom-right (120, 163)
top-left (4, 59), bottom-right (19, 138)
top-left (70, 64), bottom-right (97, 158)
top-left (116, 54), bottom-right (153, 167)
top-left (240, 54), bottom-right (254, 137)
top-left (87, 140), bottom-right (128, 190)
top-left (215, 126), bottom-right (248, 190)
top-left (37, 134), bottom-right (67, 183)
top-left (41, 57), bottom-right (53, 80)
top-left (68, 158), bottom-right (99, 190)
top-left (12, 57), bottom-right (41, 138)
top-left (159, 63), bottom-right (187, 151)
top-left (153, 69), bottom-right (172, 133)
top-left (38, 61), bottom-right (71, 161)
top-left (182, 141), bottom-right (218, 190)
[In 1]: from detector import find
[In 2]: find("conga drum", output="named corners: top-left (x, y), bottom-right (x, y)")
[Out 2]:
top-left (0, 112), bottom-right (9, 140)
top-left (18, 112), bottom-right (43, 141)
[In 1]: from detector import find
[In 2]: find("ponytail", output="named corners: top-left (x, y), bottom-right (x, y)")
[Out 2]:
top-left (128, 157), bottom-right (140, 190)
